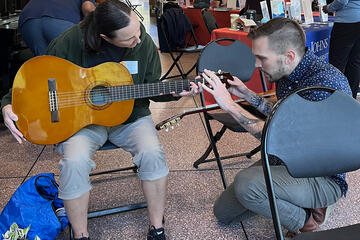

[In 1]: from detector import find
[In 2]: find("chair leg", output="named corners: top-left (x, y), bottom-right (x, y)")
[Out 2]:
top-left (88, 166), bottom-right (147, 219)
top-left (89, 165), bottom-right (138, 176)
top-left (193, 126), bottom-right (227, 168)
top-left (160, 52), bottom-right (187, 80)
top-left (88, 202), bottom-right (147, 219)
top-left (69, 224), bottom-right (73, 240)
top-left (193, 144), bottom-right (214, 168)
top-left (184, 60), bottom-right (197, 77)
top-left (125, 0), bottom-right (144, 21)
top-left (202, 117), bottom-right (227, 189)
top-left (194, 129), bottom-right (261, 168)
top-left (245, 145), bottom-right (261, 159)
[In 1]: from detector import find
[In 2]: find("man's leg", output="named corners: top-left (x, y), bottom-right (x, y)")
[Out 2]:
top-left (57, 125), bottom-right (108, 238)
top-left (109, 116), bottom-right (169, 231)
top-left (213, 160), bottom-right (262, 224)
top-left (213, 182), bottom-right (256, 224)
top-left (233, 164), bottom-right (342, 232)
top-left (344, 27), bottom-right (360, 98)
top-left (329, 22), bottom-right (358, 98)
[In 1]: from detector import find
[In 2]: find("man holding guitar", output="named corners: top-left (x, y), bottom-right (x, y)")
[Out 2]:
top-left (196, 18), bottom-right (351, 237)
top-left (1, 1), bottom-right (198, 239)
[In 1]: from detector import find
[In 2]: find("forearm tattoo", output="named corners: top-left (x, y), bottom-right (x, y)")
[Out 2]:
top-left (236, 117), bottom-right (262, 140)
top-left (249, 94), bottom-right (273, 116)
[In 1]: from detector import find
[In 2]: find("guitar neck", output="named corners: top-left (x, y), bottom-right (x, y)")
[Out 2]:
top-left (155, 90), bottom-right (276, 131)
top-left (108, 78), bottom-right (201, 102)
top-left (182, 90), bottom-right (276, 115)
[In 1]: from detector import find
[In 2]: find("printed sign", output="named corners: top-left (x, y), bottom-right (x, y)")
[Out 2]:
top-left (270, 0), bottom-right (285, 18)
top-left (260, 1), bottom-right (270, 19)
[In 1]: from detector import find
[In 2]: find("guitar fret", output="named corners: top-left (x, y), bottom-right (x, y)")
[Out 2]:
top-left (109, 79), bottom-right (201, 101)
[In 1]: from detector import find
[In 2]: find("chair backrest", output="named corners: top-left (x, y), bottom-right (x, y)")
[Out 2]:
top-left (197, 38), bottom-right (256, 82)
top-left (158, 7), bottom-right (197, 52)
top-left (201, 8), bottom-right (218, 35)
top-left (194, 0), bottom-right (210, 9)
top-left (263, 86), bottom-right (360, 178)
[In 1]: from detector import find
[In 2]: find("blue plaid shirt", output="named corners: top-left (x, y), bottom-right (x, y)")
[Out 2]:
top-left (274, 49), bottom-right (351, 196)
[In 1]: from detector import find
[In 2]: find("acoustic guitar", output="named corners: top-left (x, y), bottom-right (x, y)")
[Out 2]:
top-left (12, 55), bottom-right (232, 145)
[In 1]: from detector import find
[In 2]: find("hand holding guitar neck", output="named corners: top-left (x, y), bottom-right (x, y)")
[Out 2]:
top-left (176, 71), bottom-right (233, 97)
top-left (199, 70), bottom-right (233, 89)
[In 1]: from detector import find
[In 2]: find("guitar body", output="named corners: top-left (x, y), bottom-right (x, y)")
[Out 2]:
top-left (12, 55), bottom-right (134, 145)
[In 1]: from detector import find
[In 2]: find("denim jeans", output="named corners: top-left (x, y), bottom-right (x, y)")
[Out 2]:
top-left (56, 115), bottom-right (168, 200)
top-left (20, 17), bottom-right (75, 56)
top-left (213, 161), bottom-right (342, 232)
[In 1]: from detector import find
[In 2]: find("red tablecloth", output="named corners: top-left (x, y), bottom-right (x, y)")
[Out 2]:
top-left (183, 7), bottom-right (240, 46)
top-left (211, 28), bottom-right (251, 45)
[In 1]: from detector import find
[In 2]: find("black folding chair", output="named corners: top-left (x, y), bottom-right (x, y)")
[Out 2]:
top-left (158, 7), bottom-right (204, 80)
top-left (194, 38), bottom-right (267, 189)
top-left (201, 8), bottom-right (218, 36)
top-left (261, 86), bottom-right (360, 240)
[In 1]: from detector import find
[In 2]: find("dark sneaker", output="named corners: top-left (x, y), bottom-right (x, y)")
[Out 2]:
top-left (147, 226), bottom-right (166, 240)
top-left (74, 238), bottom-right (90, 240)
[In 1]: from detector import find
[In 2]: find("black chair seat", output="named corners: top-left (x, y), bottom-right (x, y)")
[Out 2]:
top-left (294, 223), bottom-right (360, 240)
top-left (209, 112), bottom-right (247, 132)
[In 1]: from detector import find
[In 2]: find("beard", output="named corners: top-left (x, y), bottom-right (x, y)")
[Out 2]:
top-left (260, 58), bottom-right (288, 83)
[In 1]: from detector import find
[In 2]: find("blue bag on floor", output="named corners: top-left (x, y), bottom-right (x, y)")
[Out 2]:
top-left (0, 173), bottom-right (69, 240)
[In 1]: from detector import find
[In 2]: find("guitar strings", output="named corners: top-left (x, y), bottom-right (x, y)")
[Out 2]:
top-left (54, 78), bottom-right (202, 97)
top-left (55, 81), bottom-right (197, 97)
top-left (53, 80), bottom-right (196, 108)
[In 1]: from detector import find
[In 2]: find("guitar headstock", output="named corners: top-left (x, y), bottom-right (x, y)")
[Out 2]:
top-left (198, 70), bottom-right (233, 88)
top-left (216, 70), bottom-right (233, 88)
top-left (156, 114), bottom-right (182, 132)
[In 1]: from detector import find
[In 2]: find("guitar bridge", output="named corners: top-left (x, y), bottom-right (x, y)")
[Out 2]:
top-left (48, 78), bottom-right (59, 122)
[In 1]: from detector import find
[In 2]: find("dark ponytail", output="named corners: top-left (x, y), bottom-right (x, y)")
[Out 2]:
top-left (80, 0), bottom-right (132, 52)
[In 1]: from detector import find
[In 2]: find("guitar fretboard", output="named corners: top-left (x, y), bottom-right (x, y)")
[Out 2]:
top-left (108, 79), bottom-right (201, 102)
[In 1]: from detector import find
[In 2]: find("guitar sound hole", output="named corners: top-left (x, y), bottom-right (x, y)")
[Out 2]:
top-left (89, 85), bottom-right (109, 106)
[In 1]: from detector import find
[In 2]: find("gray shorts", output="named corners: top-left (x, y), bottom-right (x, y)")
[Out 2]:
top-left (56, 115), bottom-right (168, 200)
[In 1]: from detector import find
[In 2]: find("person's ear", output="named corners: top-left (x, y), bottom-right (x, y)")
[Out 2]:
top-left (284, 50), bottom-right (296, 65)
top-left (100, 33), bottom-right (110, 43)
